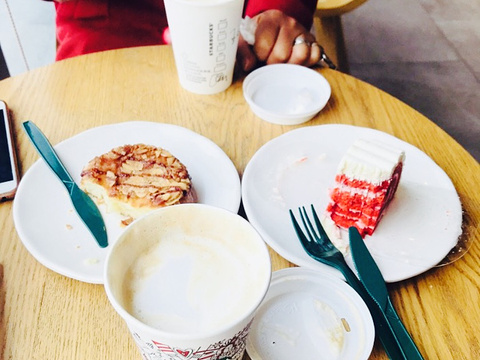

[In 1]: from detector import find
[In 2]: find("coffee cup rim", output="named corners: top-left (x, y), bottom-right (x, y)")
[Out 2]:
top-left (104, 203), bottom-right (272, 342)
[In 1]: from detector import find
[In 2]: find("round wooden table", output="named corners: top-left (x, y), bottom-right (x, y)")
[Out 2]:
top-left (0, 45), bottom-right (479, 359)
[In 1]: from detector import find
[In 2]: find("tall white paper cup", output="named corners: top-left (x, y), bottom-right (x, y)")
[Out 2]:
top-left (164, 0), bottom-right (245, 94)
top-left (104, 204), bottom-right (271, 360)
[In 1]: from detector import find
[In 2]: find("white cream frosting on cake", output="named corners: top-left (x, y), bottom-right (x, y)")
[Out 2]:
top-left (337, 139), bottom-right (405, 183)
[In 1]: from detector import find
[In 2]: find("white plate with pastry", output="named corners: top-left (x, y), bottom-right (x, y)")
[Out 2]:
top-left (13, 121), bottom-right (241, 284)
top-left (242, 124), bottom-right (463, 282)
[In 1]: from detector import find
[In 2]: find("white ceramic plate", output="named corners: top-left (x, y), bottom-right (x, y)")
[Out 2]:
top-left (242, 124), bottom-right (463, 282)
top-left (246, 267), bottom-right (375, 360)
top-left (13, 121), bottom-right (241, 284)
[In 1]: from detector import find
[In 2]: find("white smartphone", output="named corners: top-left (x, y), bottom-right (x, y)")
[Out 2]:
top-left (0, 100), bottom-right (19, 201)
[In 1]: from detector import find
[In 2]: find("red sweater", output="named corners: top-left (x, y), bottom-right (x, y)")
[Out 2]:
top-left (54, 0), bottom-right (317, 61)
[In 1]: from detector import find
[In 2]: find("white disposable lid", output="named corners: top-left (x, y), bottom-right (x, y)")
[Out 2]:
top-left (246, 267), bottom-right (375, 360)
top-left (243, 64), bottom-right (331, 125)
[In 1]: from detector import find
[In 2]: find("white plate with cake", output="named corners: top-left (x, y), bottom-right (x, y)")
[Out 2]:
top-left (13, 121), bottom-right (241, 284)
top-left (242, 124), bottom-right (463, 282)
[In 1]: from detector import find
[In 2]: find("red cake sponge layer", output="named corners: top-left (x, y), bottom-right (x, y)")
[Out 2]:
top-left (326, 139), bottom-right (405, 237)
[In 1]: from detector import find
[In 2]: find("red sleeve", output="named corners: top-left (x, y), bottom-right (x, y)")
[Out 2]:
top-left (244, 0), bottom-right (317, 29)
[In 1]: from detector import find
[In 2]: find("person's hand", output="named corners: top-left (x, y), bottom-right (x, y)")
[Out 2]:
top-left (237, 9), bottom-right (321, 73)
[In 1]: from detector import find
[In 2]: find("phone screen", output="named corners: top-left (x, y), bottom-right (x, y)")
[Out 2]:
top-left (0, 109), bottom-right (14, 182)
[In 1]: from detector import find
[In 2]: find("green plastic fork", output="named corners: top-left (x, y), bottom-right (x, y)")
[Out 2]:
top-left (289, 205), bottom-right (406, 360)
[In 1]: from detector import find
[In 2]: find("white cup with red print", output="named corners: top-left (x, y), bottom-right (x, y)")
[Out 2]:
top-left (104, 204), bottom-right (271, 360)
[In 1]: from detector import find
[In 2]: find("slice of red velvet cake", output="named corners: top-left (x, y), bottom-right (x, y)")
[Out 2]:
top-left (326, 139), bottom-right (405, 237)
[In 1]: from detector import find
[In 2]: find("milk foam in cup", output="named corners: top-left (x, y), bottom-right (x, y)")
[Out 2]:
top-left (164, 0), bottom-right (245, 94)
top-left (104, 204), bottom-right (271, 360)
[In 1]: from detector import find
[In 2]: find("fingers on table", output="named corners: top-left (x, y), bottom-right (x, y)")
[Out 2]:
top-left (255, 31), bottom-right (320, 66)
top-left (254, 21), bottom-right (321, 66)
top-left (237, 37), bottom-right (257, 72)
top-left (248, 10), bottom-right (321, 68)
top-left (290, 36), bottom-right (322, 67)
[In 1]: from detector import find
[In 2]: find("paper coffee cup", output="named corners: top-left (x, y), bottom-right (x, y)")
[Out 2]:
top-left (164, 0), bottom-right (245, 94)
top-left (104, 204), bottom-right (271, 360)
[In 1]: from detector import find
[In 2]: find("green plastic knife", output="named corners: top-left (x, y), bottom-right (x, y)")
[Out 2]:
top-left (349, 226), bottom-right (424, 359)
top-left (23, 121), bottom-right (108, 248)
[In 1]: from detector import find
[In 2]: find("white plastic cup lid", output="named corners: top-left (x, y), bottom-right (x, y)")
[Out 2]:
top-left (243, 64), bottom-right (331, 125)
top-left (246, 267), bottom-right (375, 360)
